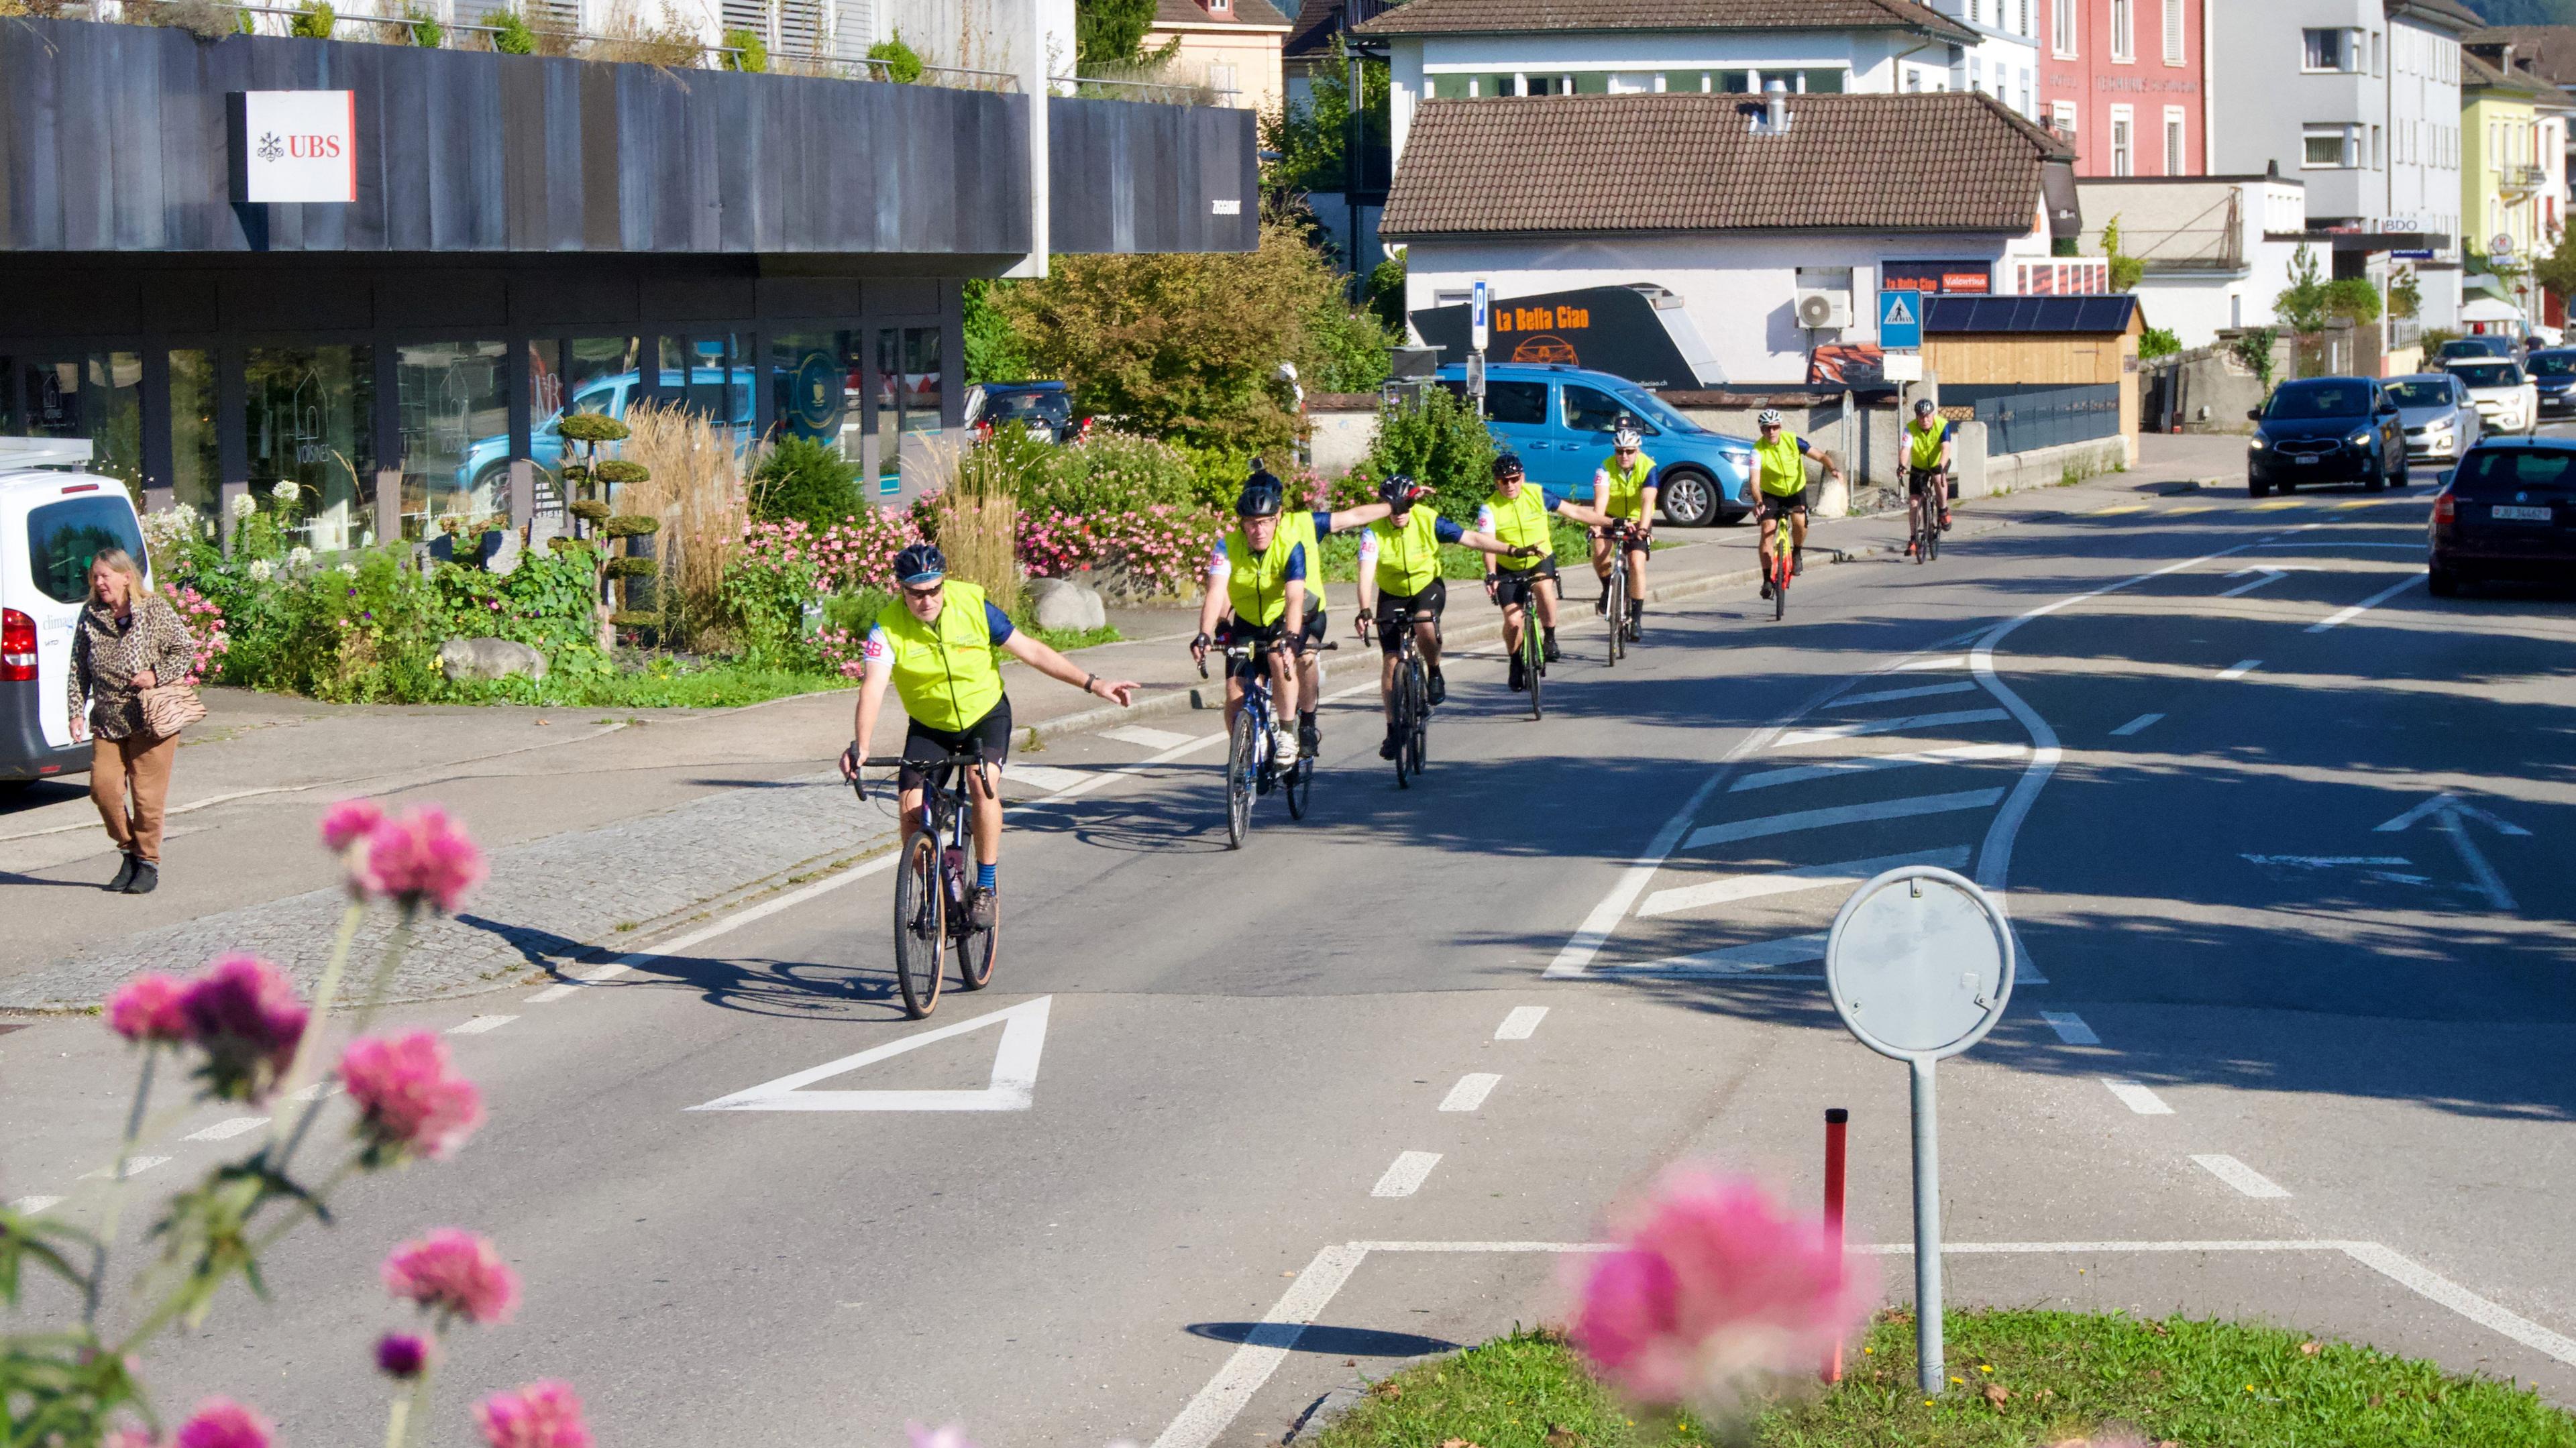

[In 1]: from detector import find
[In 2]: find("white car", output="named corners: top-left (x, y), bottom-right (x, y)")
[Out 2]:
top-left (2447, 358), bottom-right (2538, 435)
top-left (1, 449), bottom-right (150, 788)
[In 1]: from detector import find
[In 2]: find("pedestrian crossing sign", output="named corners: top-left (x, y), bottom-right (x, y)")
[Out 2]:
top-left (1878, 289), bottom-right (1923, 349)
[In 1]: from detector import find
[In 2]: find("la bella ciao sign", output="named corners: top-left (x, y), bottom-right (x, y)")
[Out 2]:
top-left (227, 91), bottom-right (358, 204)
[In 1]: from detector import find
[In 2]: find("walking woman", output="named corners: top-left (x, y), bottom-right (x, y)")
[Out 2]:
top-left (67, 548), bottom-right (196, 895)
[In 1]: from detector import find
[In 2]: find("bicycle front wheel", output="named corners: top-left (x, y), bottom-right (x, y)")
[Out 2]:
top-left (1226, 706), bottom-right (1258, 848)
top-left (892, 831), bottom-right (945, 1018)
top-left (1406, 659), bottom-right (1430, 775)
top-left (1525, 626), bottom-right (1545, 721)
top-left (1772, 551), bottom-right (1789, 622)
top-left (1606, 562), bottom-right (1625, 665)
top-left (1925, 515), bottom-right (1941, 563)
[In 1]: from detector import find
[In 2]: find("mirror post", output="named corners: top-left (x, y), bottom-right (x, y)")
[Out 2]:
top-left (1911, 1054), bottom-right (1943, 1394)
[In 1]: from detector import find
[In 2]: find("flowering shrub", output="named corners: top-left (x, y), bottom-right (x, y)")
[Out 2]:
top-left (1018, 503), bottom-right (1221, 596)
top-left (159, 583), bottom-right (229, 685)
top-left (0, 803), bottom-right (588, 1447)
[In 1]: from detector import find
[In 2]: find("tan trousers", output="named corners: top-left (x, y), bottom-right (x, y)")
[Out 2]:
top-left (91, 732), bottom-right (177, 864)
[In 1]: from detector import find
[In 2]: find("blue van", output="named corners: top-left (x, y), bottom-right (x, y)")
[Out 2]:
top-left (455, 368), bottom-right (757, 495)
top-left (1433, 363), bottom-right (1758, 525)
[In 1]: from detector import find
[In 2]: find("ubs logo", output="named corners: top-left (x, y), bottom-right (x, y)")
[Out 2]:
top-left (257, 132), bottom-right (284, 162)
top-left (259, 131), bottom-right (345, 161)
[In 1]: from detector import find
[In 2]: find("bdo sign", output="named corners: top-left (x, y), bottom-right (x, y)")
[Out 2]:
top-left (228, 91), bottom-right (358, 204)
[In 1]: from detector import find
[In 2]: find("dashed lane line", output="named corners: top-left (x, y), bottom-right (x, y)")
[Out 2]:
top-left (1099, 724), bottom-right (1196, 750)
top-left (2306, 573), bottom-right (2426, 634)
top-left (1437, 1074), bottom-right (1501, 1113)
top-left (1493, 1007), bottom-right (1548, 1040)
top-left (2040, 1011), bottom-right (2098, 1045)
top-left (447, 1015), bottom-right (518, 1035)
top-left (1369, 1152), bottom-right (1442, 1198)
top-left (2109, 712), bottom-right (2163, 736)
top-left (184, 1117), bottom-right (270, 1142)
top-left (2194, 1154), bottom-right (2292, 1199)
top-left (2102, 1079), bottom-right (2174, 1115)
top-left (1680, 789), bottom-right (2004, 851)
top-left (78, 1156), bottom-right (170, 1181)
top-left (2217, 659), bottom-right (2263, 680)
top-left (9, 1197), bottom-right (63, 1214)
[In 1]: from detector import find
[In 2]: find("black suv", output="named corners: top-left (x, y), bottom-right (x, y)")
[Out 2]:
top-left (2247, 377), bottom-right (2408, 498)
top-left (2428, 436), bottom-right (2576, 594)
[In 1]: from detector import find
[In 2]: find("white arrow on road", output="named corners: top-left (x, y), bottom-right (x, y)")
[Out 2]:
top-left (2375, 795), bottom-right (2532, 912)
top-left (689, 997), bottom-right (1051, 1112)
top-left (2217, 565), bottom-right (2318, 598)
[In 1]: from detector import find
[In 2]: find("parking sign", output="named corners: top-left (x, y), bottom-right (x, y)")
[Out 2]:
top-left (1471, 280), bottom-right (1490, 352)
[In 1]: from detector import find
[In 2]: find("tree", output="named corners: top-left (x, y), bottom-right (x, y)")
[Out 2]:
top-left (1261, 36), bottom-right (1391, 201)
top-left (991, 222), bottom-right (1385, 460)
top-left (2275, 242), bottom-right (2332, 333)
top-left (1076, 0), bottom-right (1159, 66)
top-left (963, 278), bottom-right (1038, 384)
top-left (2528, 224), bottom-right (2576, 306)
top-left (2101, 214), bottom-right (2146, 293)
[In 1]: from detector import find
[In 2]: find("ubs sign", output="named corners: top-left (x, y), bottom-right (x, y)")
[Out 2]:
top-left (227, 91), bottom-right (358, 203)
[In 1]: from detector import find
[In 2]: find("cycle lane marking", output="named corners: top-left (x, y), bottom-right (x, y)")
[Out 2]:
top-left (1680, 789), bottom-right (2004, 850)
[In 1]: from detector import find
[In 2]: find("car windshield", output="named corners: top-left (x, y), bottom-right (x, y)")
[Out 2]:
top-left (2441, 339), bottom-right (2511, 359)
top-left (2265, 383), bottom-right (2373, 421)
top-left (2453, 447), bottom-right (2576, 497)
top-left (1613, 386), bottom-right (1710, 435)
top-left (2452, 362), bottom-right (2524, 388)
top-left (2385, 381), bottom-right (2453, 408)
top-left (2528, 353), bottom-right (2576, 378)
top-left (988, 391), bottom-right (1070, 425)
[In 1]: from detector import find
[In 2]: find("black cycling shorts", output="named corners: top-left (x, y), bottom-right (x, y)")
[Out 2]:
top-left (1216, 607), bottom-right (1326, 657)
top-left (1907, 467), bottom-right (1946, 497)
top-left (1758, 488), bottom-right (1811, 518)
top-left (1373, 579), bottom-right (1446, 655)
top-left (1490, 559), bottom-right (1558, 608)
top-left (899, 695), bottom-right (1012, 792)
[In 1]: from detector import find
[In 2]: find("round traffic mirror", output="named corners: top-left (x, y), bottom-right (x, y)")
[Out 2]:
top-left (1825, 866), bottom-right (2015, 1062)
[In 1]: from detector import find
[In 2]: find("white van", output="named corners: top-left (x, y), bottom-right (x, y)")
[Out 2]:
top-left (0, 450), bottom-right (150, 787)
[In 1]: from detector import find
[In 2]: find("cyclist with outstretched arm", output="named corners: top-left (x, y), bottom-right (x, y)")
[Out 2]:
top-left (1479, 451), bottom-right (1612, 690)
top-left (1587, 418), bottom-right (1658, 639)
top-left (1750, 408), bottom-right (1846, 601)
top-left (1352, 473), bottom-right (1537, 757)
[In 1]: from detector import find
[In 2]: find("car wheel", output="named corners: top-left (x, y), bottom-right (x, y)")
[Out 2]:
top-left (2366, 452), bottom-right (2388, 492)
top-left (2249, 477), bottom-right (2269, 499)
top-left (2392, 457), bottom-right (2410, 489)
top-left (2427, 565), bottom-right (2460, 597)
top-left (1658, 467), bottom-right (1719, 527)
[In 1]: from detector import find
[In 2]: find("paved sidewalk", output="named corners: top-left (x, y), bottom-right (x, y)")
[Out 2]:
top-left (0, 437), bottom-right (2239, 1012)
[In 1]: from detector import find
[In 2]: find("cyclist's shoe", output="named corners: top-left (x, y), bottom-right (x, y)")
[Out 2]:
top-left (1298, 716), bottom-right (1321, 759)
top-left (1905, 538), bottom-right (1918, 558)
top-left (1593, 590), bottom-right (1609, 616)
top-left (965, 886), bottom-right (998, 932)
top-left (1941, 510), bottom-right (1953, 532)
top-left (1508, 655), bottom-right (1528, 691)
top-left (1760, 575), bottom-right (1774, 601)
top-left (1379, 728), bottom-right (1403, 761)
top-left (1427, 670), bottom-right (1447, 706)
top-left (1543, 629), bottom-right (1562, 663)
top-left (1271, 724), bottom-right (1301, 764)
top-left (1793, 549), bottom-right (1807, 577)
top-left (1627, 602), bottom-right (1644, 642)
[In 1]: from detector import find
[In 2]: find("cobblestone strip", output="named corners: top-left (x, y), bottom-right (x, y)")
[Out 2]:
top-left (0, 775), bottom-right (896, 1013)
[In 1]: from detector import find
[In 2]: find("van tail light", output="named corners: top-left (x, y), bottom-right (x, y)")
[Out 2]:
top-left (1, 610), bottom-right (37, 681)
top-left (2432, 491), bottom-right (2457, 528)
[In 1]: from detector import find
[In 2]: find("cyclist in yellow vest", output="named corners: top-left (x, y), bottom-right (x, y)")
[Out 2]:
top-left (1192, 465), bottom-right (1389, 761)
top-left (1352, 473), bottom-right (1540, 758)
top-left (841, 543), bottom-right (1140, 929)
top-left (1190, 474), bottom-right (1389, 763)
top-left (1478, 451), bottom-right (1613, 691)
top-left (1587, 418), bottom-right (1658, 640)
top-left (1903, 396), bottom-right (1957, 556)
top-left (1751, 408), bottom-right (1846, 602)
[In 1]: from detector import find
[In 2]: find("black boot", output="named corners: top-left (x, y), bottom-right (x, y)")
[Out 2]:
top-left (1508, 654), bottom-right (1527, 691)
top-left (106, 852), bottom-right (138, 893)
top-left (1297, 712), bottom-right (1320, 759)
top-left (1543, 628), bottom-right (1561, 663)
top-left (123, 860), bottom-right (160, 895)
top-left (1426, 669), bottom-right (1447, 706)
top-left (1627, 600), bottom-right (1644, 642)
top-left (1379, 726), bottom-right (1403, 761)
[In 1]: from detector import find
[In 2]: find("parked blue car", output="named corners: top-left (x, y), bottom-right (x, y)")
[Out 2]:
top-left (1433, 363), bottom-right (1757, 525)
top-left (456, 369), bottom-right (757, 494)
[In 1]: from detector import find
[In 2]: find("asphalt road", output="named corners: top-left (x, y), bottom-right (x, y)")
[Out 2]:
top-left (7, 471), bottom-right (2574, 1447)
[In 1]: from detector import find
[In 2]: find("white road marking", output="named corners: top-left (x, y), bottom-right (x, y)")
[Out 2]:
top-left (1681, 789), bottom-right (2004, 850)
top-left (690, 997), bottom-right (1052, 1112)
top-left (185, 1116), bottom-right (270, 1142)
top-left (284, 1081), bottom-right (341, 1104)
top-left (1369, 1151), bottom-right (1442, 1197)
top-left (2194, 1154), bottom-right (2290, 1198)
top-left (1892, 655), bottom-right (1969, 671)
top-left (80, 1156), bottom-right (170, 1180)
top-left (8, 1196), bottom-right (62, 1214)
top-left (1493, 1006), bottom-right (1548, 1040)
top-left (1155, 1235), bottom-right (2576, 1448)
top-left (1003, 763), bottom-right (1089, 794)
top-left (1438, 1074), bottom-right (1501, 1112)
top-left (1730, 742), bottom-right (2026, 793)
top-left (2306, 573), bottom-right (2427, 634)
top-left (2217, 565), bottom-right (2317, 598)
top-left (2040, 1011), bottom-right (2098, 1045)
top-left (1100, 724), bottom-right (1195, 750)
top-left (2242, 854), bottom-right (2412, 868)
top-left (1639, 846), bottom-right (1971, 918)
top-left (2102, 1079), bottom-right (2174, 1115)
top-left (2108, 712), bottom-right (2164, 736)
top-left (2257, 541), bottom-right (2424, 549)
top-left (2376, 793), bottom-right (2530, 913)
top-left (2217, 659), bottom-right (2262, 680)
top-left (1774, 708), bottom-right (2009, 750)
top-left (447, 1015), bottom-right (518, 1035)
top-left (1600, 933), bottom-right (1827, 977)
top-left (1542, 732), bottom-right (1757, 978)
top-left (525, 983), bottom-right (579, 1003)
top-left (2374, 792), bottom-right (2529, 836)
top-left (1832, 681), bottom-right (1980, 708)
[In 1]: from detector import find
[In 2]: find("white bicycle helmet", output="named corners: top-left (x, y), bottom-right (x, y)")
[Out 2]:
top-left (1612, 418), bottom-right (1644, 450)
top-left (1756, 408), bottom-right (1784, 428)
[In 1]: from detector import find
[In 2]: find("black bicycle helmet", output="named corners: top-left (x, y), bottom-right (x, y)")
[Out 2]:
top-left (892, 543), bottom-right (947, 586)
top-left (1236, 475), bottom-right (1285, 518)
top-left (1379, 473), bottom-right (1430, 509)
top-left (1914, 398), bottom-right (1937, 417)
top-left (1492, 450), bottom-right (1526, 480)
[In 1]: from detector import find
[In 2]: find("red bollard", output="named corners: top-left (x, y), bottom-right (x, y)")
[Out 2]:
top-left (1823, 1107), bottom-right (1849, 1384)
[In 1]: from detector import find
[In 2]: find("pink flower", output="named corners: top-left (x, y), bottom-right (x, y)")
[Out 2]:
top-left (382, 1229), bottom-right (520, 1325)
top-left (173, 1398), bottom-right (275, 1448)
top-left (180, 956), bottom-right (307, 1101)
top-left (375, 1331), bottom-right (433, 1380)
top-left (475, 1380), bottom-right (592, 1448)
top-left (319, 798), bottom-right (385, 852)
top-left (1567, 1168), bottom-right (1870, 1406)
top-left (107, 973), bottom-right (193, 1044)
top-left (339, 1032), bottom-right (484, 1162)
top-left (361, 807), bottom-right (487, 912)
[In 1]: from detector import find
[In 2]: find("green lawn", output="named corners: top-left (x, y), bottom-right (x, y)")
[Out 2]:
top-left (1313, 1312), bottom-right (2576, 1448)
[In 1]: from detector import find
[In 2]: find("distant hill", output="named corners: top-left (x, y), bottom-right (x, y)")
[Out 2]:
top-left (2463, 0), bottom-right (2576, 23)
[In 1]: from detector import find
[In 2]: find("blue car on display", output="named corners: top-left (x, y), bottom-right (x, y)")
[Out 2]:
top-left (455, 368), bottom-right (757, 494)
top-left (1432, 362), bottom-right (1758, 525)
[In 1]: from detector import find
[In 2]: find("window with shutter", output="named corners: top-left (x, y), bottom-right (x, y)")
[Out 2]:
top-left (2162, 0), bottom-right (2183, 64)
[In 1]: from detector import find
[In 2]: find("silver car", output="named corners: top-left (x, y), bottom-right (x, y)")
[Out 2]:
top-left (2385, 372), bottom-right (2481, 468)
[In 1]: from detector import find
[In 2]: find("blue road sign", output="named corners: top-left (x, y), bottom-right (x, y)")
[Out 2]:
top-left (1878, 289), bottom-right (1923, 350)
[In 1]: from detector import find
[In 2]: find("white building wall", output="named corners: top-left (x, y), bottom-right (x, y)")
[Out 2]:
top-left (2385, 10), bottom-right (2463, 254)
top-left (1401, 227), bottom-right (2044, 384)
top-left (1923, 0), bottom-right (2041, 113)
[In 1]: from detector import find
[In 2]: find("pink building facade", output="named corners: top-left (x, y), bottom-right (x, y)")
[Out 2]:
top-left (2038, 0), bottom-right (2210, 178)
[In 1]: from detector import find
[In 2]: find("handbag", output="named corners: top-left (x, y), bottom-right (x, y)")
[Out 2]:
top-left (138, 683), bottom-right (207, 738)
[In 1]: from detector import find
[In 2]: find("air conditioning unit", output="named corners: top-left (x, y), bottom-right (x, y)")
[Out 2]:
top-left (1796, 292), bottom-right (1853, 331)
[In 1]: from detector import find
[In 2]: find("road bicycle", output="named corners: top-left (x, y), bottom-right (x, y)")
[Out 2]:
top-left (1601, 520), bottom-right (1644, 664)
top-left (1379, 606), bottom-right (1432, 788)
top-left (1907, 467), bottom-right (1944, 565)
top-left (1494, 571), bottom-right (1549, 720)
top-left (1761, 504), bottom-right (1798, 622)
top-left (1199, 637), bottom-right (1338, 848)
top-left (855, 745), bottom-right (998, 1019)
